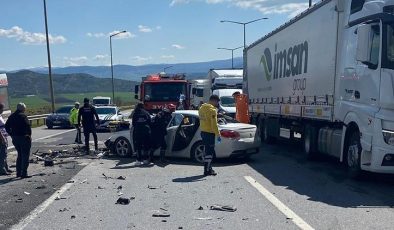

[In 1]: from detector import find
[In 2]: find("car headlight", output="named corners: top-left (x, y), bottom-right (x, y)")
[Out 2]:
top-left (382, 130), bottom-right (394, 146)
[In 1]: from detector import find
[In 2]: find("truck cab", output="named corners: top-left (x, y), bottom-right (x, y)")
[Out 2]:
top-left (92, 96), bottom-right (112, 106)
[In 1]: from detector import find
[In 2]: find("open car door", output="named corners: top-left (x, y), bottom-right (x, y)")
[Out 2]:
top-left (165, 113), bottom-right (184, 156)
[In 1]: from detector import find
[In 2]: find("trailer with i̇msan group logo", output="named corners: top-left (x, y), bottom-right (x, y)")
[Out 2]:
top-left (244, 0), bottom-right (394, 177)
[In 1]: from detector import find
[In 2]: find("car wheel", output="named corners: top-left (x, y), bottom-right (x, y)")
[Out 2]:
top-left (114, 137), bottom-right (132, 157)
top-left (304, 124), bottom-right (318, 160)
top-left (345, 131), bottom-right (363, 179)
top-left (190, 141), bottom-right (204, 164)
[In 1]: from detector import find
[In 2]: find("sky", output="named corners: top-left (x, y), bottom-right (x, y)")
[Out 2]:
top-left (0, 0), bottom-right (317, 70)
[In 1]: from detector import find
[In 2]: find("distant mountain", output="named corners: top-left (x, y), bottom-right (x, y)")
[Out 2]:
top-left (7, 70), bottom-right (138, 97)
top-left (15, 57), bottom-right (243, 81)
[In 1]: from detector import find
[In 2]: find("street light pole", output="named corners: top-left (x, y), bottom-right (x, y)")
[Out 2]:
top-left (43, 0), bottom-right (55, 113)
top-left (217, 46), bottom-right (243, 69)
top-left (164, 66), bottom-right (173, 73)
top-left (220, 17), bottom-right (268, 49)
top-left (109, 30), bottom-right (127, 101)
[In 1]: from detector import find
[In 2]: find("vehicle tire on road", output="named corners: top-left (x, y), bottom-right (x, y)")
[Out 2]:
top-left (345, 130), bottom-right (363, 179)
top-left (304, 124), bottom-right (318, 160)
top-left (190, 141), bottom-right (204, 164)
top-left (114, 137), bottom-right (132, 157)
top-left (260, 119), bottom-right (275, 144)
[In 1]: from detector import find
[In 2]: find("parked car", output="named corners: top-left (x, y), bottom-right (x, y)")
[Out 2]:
top-left (95, 106), bottom-right (128, 131)
top-left (46, 105), bottom-right (74, 129)
top-left (105, 110), bottom-right (260, 162)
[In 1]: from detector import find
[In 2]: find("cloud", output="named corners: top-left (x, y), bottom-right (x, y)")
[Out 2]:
top-left (93, 54), bottom-right (109, 60)
top-left (169, 0), bottom-right (311, 18)
top-left (156, 26), bottom-right (162, 30)
top-left (132, 56), bottom-right (153, 63)
top-left (161, 55), bottom-right (175, 59)
top-left (87, 31), bottom-right (136, 39)
top-left (0, 26), bottom-right (66, 45)
top-left (172, 44), bottom-right (185, 49)
top-left (138, 25), bottom-right (153, 33)
top-left (63, 56), bottom-right (88, 66)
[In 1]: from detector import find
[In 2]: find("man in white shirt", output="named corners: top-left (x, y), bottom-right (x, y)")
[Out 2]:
top-left (0, 103), bottom-right (12, 175)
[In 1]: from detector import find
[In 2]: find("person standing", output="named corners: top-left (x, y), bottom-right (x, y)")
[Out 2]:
top-left (5, 103), bottom-right (32, 178)
top-left (132, 103), bottom-right (151, 165)
top-left (78, 98), bottom-right (99, 153)
top-left (149, 108), bottom-right (169, 164)
top-left (70, 102), bottom-right (82, 144)
top-left (198, 95), bottom-right (221, 176)
top-left (0, 103), bottom-right (12, 176)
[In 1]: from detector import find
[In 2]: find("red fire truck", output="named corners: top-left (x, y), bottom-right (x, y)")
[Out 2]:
top-left (134, 73), bottom-right (190, 113)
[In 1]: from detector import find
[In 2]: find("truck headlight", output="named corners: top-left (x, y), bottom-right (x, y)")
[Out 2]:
top-left (382, 130), bottom-right (394, 146)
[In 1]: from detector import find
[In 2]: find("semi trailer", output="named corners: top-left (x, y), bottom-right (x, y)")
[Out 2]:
top-left (245, 0), bottom-right (394, 176)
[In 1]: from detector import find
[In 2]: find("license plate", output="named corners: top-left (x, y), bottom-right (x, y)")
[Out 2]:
top-left (53, 121), bottom-right (61, 124)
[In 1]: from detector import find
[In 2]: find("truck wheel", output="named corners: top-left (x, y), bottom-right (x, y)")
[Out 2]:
top-left (304, 125), bottom-right (318, 159)
top-left (345, 131), bottom-right (363, 179)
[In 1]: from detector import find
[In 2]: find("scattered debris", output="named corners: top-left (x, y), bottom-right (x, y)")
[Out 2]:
top-left (24, 192), bottom-right (30, 195)
top-left (160, 208), bottom-right (168, 212)
top-left (194, 217), bottom-right (212, 220)
top-left (67, 180), bottom-right (75, 183)
top-left (197, 206), bottom-right (204, 210)
top-left (44, 156), bottom-right (54, 167)
top-left (80, 179), bottom-right (88, 184)
top-left (102, 173), bottom-right (109, 180)
top-left (210, 205), bottom-right (237, 212)
top-left (117, 191), bottom-right (124, 196)
top-left (59, 208), bottom-right (69, 212)
top-left (178, 227), bottom-right (183, 229)
top-left (148, 185), bottom-right (159, 190)
top-left (152, 211), bottom-right (170, 218)
top-left (55, 196), bottom-right (67, 201)
top-left (161, 220), bottom-right (167, 223)
top-left (36, 185), bottom-right (46, 189)
top-left (15, 198), bottom-right (23, 203)
top-left (117, 176), bottom-right (126, 180)
top-left (117, 185), bottom-right (123, 190)
top-left (116, 197), bottom-right (131, 205)
top-left (71, 215), bottom-right (76, 219)
top-left (242, 218), bottom-right (249, 221)
top-left (98, 186), bottom-right (104, 189)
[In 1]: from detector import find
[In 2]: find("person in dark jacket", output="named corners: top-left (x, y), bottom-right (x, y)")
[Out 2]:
top-left (5, 103), bottom-right (32, 178)
top-left (149, 109), bottom-right (169, 163)
top-left (78, 98), bottom-right (99, 153)
top-left (132, 103), bottom-right (151, 165)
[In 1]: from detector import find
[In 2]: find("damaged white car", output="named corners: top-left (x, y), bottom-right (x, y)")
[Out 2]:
top-left (95, 106), bottom-right (129, 131)
top-left (105, 110), bottom-right (260, 162)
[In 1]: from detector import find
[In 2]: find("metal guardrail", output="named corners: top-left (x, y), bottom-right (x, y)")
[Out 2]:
top-left (27, 114), bottom-right (50, 126)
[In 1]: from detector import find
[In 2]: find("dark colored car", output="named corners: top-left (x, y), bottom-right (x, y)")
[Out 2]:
top-left (46, 105), bottom-right (74, 129)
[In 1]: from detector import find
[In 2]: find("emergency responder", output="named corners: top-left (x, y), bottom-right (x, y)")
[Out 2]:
top-left (0, 103), bottom-right (12, 176)
top-left (132, 103), bottom-right (151, 165)
top-left (5, 103), bottom-right (32, 178)
top-left (149, 108), bottom-right (169, 164)
top-left (78, 98), bottom-right (99, 153)
top-left (198, 95), bottom-right (221, 176)
top-left (70, 102), bottom-right (82, 144)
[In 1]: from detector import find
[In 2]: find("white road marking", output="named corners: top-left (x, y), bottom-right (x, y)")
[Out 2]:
top-left (7, 129), bottom-right (76, 150)
top-left (244, 176), bottom-right (314, 230)
top-left (10, 164), bottom-right (90, 230)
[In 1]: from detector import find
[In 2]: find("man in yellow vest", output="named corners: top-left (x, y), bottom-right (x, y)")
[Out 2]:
top-left (70, 102), bottom-right (82, 144)
top-left (198, 95), bottom-right (221, 176)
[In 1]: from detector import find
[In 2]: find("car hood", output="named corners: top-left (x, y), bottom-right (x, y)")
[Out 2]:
top-left (98, 114), bottom-right (117, 121)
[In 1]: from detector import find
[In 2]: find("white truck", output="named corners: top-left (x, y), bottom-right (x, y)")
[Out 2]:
top-left (203, 69), bottom-right (243, 102)
top-left (0, 74), bottom-right (11, 117)
top-left (212, 88), bottom-right (242, 117)
top-left (190, 79), bottom-right (209, 109)
top-left (92, 96), bottom-right (112, 106)
top-left (245, 0), bottom-right (394, 176)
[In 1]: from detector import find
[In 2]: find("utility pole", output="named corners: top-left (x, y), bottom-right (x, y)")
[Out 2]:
top-left (43, 0), bottom-right (55, 113)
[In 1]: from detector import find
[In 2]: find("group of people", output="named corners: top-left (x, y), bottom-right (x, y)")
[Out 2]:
top-left (0, 103), bottom-right (32, 178)
top-left (131, 103), bottom-right (174, 166)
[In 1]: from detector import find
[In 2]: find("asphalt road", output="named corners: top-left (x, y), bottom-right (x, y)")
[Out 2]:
top-left (1, 129), bottom-right (394, 230)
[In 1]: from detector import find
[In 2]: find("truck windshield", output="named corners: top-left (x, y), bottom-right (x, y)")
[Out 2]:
top-left (194, 88), bottom-right (204, 97)
top-left (93, 99), bottom-right (110, 105)
top-left (144, 82), bottom-right (186, 102)
top-left (220, 96), bottom-right (235, 107)
top-left (383, 23), bottom-right (394, 70)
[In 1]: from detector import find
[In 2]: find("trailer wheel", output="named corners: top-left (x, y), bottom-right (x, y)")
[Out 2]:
top-left (345, 130), bottom-right (363, 179)
top-left (304, 125), bottom-right (318, 159)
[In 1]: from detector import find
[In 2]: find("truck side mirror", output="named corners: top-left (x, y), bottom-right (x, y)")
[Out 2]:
top-left (134, 85), bottom-right (139, 100)
top-left (356, 24), bottom-right (373, 64)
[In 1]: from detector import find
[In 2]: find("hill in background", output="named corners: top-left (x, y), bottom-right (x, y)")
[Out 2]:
top-left (16, 57), bottom-right (243, 81)
top-left (7, 70), bottom-right (137, 97)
